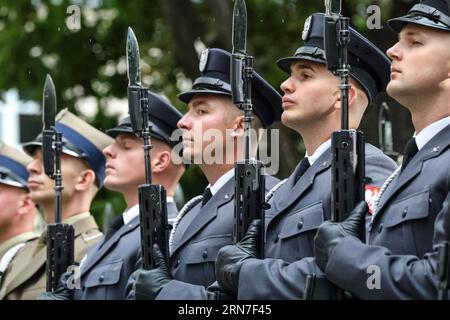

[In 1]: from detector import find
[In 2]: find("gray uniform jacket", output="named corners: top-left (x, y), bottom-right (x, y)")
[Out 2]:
top-left (157, 144), bottom-right (396, 300)
top-left (324, 124), bottom-right (450, 299)
top-left (156, 175), bottom-right (280, 299)
top-left (235, 143), bottom-right (397, 299)
top-left (74, 202), bottom-right (178, 300)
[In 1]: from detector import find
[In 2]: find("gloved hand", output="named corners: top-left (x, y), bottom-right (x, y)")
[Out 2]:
top-left (314, 201), bottom-right (368, 272)
top-left (37, 270), bottom-right (75, 300)
top-left (215, 219), bottom-right (262, 296)
top-left (133, 244), bottom-right (172, 300)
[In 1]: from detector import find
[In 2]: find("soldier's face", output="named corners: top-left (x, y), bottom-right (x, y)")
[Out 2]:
top-left (177, 94), bottom-right (238, 163)
top-left (280, 60), bottom-right (339, 131)
top-left (0, 184), bottom-right (26, 229)
top-left (386, 24), bottom-right (450, 102)
top-left (102, 133), bottom-right (146, 192)
top-left (26, 148), bottom-right (86, 206)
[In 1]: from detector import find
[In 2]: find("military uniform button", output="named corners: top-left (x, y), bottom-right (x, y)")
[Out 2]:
top-left (378, 223), bottom-right (383, 233)
top-left (202, 249), bottom-right (208, 259)
top-left (402, 209), bottom-right (408, 218)
top-left (297, 219), bottom-right (304, 230)
top-left (274, 235), bottom-right (280, 243)
top-left (99, 274), bottom-right (105, 282)
top-left (174, 259), bottom-right (180, 268)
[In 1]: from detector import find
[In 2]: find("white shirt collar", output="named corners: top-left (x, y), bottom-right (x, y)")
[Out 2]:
top-left (122, 197), bottom-right (175, 225)
top-left (208, 168), bottom-right (235, 196)
top-left (414, 116), bottom-right (450, 150)
top-left (122, 203), bottom-right (139, 225)
top-left (305, 139), bottom-right (332, 165)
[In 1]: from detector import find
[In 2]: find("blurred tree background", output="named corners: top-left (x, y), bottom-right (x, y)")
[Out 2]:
top-left (0, 0), bottom-right (416, 229)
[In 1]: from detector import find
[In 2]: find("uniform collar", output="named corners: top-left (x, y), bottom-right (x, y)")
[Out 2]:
top-left (414, 116), bottom-right (450, 150)
top-left (122, 203), bottom-right (139, 226)
top-left (122, 196), bottom-right (176, 225)
top-left (0, 231), bottom-right (38, 258)
top-left (208, 168), bottom-right (235, 196)
top-left (166, 196), bottom-right (174, 203)
top-left (62, 212), bottom-right (91, 225)
top-left (305, 139), bottom-right (332, 165)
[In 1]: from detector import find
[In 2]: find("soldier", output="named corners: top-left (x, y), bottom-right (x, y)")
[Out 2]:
top-left (212, 13), bottom-right (398, 299)
top-left (130, 48), bottom-right (281, 300)
top-left (313, 0), bottom-right (450, 299)
top-left (0, 110), bottom-right (111, 300)
top-left (0, 141), bottom-right (38, 288)
top-left (40, 91), bottom-right (185, 300)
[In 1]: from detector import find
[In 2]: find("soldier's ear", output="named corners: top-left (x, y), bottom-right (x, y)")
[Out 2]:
top-left (152, 150), bottom-right (171, 174)
top-left (230, 115), bottom-right (245, 138)
top-left (75, 169), bottom-right (96, 191)
top-left (347, 85), bottom-right (357, 107)
top-left (332, 87), bottom-right (341, 110)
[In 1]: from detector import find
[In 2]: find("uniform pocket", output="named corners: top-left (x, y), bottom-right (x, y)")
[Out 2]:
top-left (83, 259), bottom-right (123, 288)
top-left (184, 234), bottom-right (231, 264)
top-left (279, 201), bottom-right (324, 239)
top-left (383, 190), bottom-right (430, 228)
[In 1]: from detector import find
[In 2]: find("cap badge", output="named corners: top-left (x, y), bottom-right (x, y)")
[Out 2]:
top-left (302, 16), bottom-right (312, 41)
top-left (199, 48), bottom-right (209, 72)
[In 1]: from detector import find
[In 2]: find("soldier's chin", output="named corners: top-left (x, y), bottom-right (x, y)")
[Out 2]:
top-left (103, 178), bottom-right (122, 191)
top-left (281, 112), bottom-right (298, 130)
top-left (29, 191), bottom-right (53, 206)
top-left (386, 81), bottom-right (406, 99)
top-left (181, 149), bottom-right (195, 162)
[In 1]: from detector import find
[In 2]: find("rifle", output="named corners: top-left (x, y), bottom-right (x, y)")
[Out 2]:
top-left (230, 0), bottom-right (266, 258)
top-left (435, 0), bottom-right (450, 301)
top-left (126, 28), bottom-right (170, 269)
top-left (304, 0), bottom-right (366, 300)
top-left (436, 195), bottom-right (450, 299)
top-left (42, 74), bottom-right (74, 292)
top-left (378, 102), bottom-right (399, 163)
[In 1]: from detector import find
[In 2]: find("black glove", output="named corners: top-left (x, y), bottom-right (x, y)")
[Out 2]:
top-left (215, 219), bottom-right (262, 296)
top-left (37, 271), bottom-right (74, 300)
top-left (314, 201), bottom-right (368, 272)
top-left (133, 244), bottom-right (172, 300)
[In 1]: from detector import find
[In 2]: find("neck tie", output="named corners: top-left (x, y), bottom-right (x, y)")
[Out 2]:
top-left (103, 215), bottom-right (124, 243)
top-left (201, 187), bottom-right (213, 207)
top-left (294, 157), bottom-right (311, 184)
top-left (401, 137), bottom-right (418, 172)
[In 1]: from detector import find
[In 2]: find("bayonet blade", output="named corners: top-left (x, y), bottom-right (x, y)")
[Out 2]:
top-left (127, 27), bottom-right (141, 86)
top-left (43, 74), bottom-right (56, 129)
top-left (325, 0), bottom-right (342, 16)
top-left (232, 0), bottom-right (247, 54)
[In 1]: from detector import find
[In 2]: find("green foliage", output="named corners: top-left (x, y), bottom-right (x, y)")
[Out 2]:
top-left (0, 0), bottom-right (415, 228)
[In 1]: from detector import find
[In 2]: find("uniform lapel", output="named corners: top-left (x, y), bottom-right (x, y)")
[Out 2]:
top-left (1, 236), bottom-right (46, 298)
top-left (374, 124), bottom-right (450, 222)
top-left (270, 150), bottom-right (331, 222)
top-left (171, 179), bottom-right (234, 254)
top-left (1, 213), bottom-right (101, 297)
top-left (80, 216), bottom-right (139, 276)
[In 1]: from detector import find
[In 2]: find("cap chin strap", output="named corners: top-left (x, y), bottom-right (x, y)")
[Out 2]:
top-left (409, 3), bottom-right (450, 28)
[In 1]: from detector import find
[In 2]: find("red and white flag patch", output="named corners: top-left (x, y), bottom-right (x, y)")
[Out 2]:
top-left (365, 185), bottom-right (381, 215)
